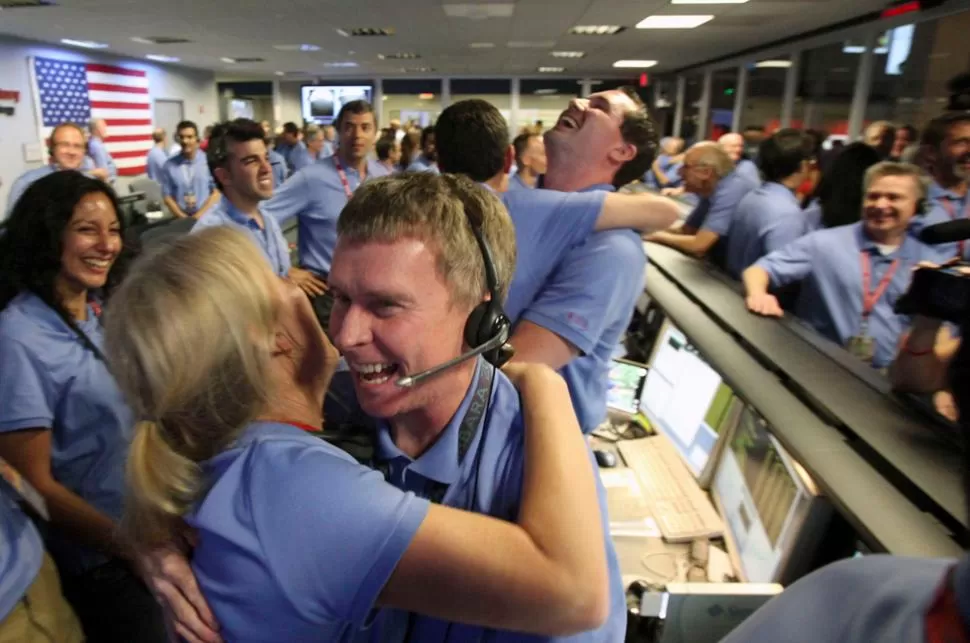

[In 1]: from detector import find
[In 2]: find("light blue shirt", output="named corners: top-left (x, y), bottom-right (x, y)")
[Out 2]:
top-left (5, 166), bottom-right (56, 218)
top-left (160, 151), bottom-right (214, 215)
top-left (193, 197), bottom-right (291, 277)
top-left (803, 199), bottom-right (822, 232)
top-left (684, 169), bottom-right (759, 267)
top-left (187, 422), bottom-right (429, 643)
top-left (285, 141), bottom-right (309, 174)
top-left (735, 158), bottom-right (761, 186)
top-left (87, 136), bottom-right (117, 182)
top-left (508, 172), bottom-right (535, 192)
top-left (268, 149), bottom-right (287, 189)
top-left (909, 180), bottom-right (968, 259)
top-left (0, 484), bottom-right (43, 621)
top-left (725, 182), bottom-right (806, 279)
top-left (755, 222), bottom-right (948, 368)
top-left (723, 555), bottom-right (957, 643)
top-left (406, 155), bottom-right (439, 174)
top-left (646, 154), bottom-right (683, 189)
top-left (263, 156), bottom-right (392, 276)
top-left (322, 141), bottom-right (336, 158)
top-left (365, 360), bottom-right (627, 642)
top-left (501, 188), bottom-right (607, 319)
top-left (0, 292), bottom-right (132, 575)
top-left (146, 145), bottom-right (169, 182)
top-left (510, 184), bottom-right (646, 433)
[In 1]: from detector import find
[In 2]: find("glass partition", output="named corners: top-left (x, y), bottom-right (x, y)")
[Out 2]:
top-left (381, 79), bottom-right (442, 130)
top-left (743, 57), bottom-right (790, 134)
top-left (709, 67), bottom-right (740, 138)
top-left (797, 42), bottom-right (861, 141)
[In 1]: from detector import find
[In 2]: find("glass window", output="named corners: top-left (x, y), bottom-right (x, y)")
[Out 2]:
top-left (743, 57), bottom-right (790, 134)
top-left (518, 79), bottom-right (582, 136)
top-left (381, 79), bottom-right (442, 130)
top-left (709, 67), bottom-right (740, 139)
top-left (866, 13), bottom-right (970, 144)
top-left (797, 42), bottom-right (861, 141)
top-left (681, 74), bottom-right (703, 143)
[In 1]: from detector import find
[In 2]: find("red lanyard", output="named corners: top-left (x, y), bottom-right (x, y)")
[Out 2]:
top-left (860, 251), bottom-right (899, 320)
top-left (277, 419), bottom-right (323, 434)
top-left (940, 198), bottom-right (970, 256)
top-left (333, 157), bottom-right (362, 201)
top-left (926, 567), bottom-right (970, 643)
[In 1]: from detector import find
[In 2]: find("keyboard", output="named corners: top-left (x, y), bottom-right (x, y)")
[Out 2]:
top-left (617, 437), bottom-right (724, 543)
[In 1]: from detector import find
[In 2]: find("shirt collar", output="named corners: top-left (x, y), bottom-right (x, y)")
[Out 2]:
top-left (11, 291), bottom-right (97, 335)
top-left (854, 221), bottom-right (920, 261)
top-left (177, 151), bottom-right (203, 165)
top-left (374, 358), bottom-right (484, 486)
top-left (761, 181), bottom-right (797, 202)
top-left (221, 197), bottom-right (266, 229)
top-left (578, 183), bottom-right (616, 193)
top-left (929, 180), bottom-right (968, 202)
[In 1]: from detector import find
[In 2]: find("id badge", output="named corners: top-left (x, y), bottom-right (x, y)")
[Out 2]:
top-left (184, 191), bottom-right (197, 213)
top-left (847, 334), bottom-right (875, 364)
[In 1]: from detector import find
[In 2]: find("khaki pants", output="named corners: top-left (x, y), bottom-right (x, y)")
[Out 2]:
top-left (0, 553), bottom-right (84, 643)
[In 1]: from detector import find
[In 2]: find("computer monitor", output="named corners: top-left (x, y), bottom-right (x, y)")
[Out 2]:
top-left (606, 359), bottom-right (649, 416)
top-left (638, 321), bottom-right (739, 484)
top-left (712, 404), bottom-right (833, 584)
top-left (301, 85), bottom-right (374, 125)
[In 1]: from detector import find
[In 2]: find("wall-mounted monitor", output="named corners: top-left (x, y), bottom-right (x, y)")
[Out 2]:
top-left (301, 85), bottom-right (373, 125)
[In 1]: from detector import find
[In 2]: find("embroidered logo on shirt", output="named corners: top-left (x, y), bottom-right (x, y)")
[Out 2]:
top-left (566, 311), bottom-right (589, 330)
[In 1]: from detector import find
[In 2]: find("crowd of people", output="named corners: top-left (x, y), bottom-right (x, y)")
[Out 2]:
top-left (1, 80), bottom-right (970, 643)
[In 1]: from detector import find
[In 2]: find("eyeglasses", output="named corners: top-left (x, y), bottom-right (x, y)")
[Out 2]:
top-left (52, 142), bottom-right (86, 151)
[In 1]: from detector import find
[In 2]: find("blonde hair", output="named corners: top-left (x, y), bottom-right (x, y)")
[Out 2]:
top-left (337, 173), bottom-right (517, 309)
top-left (688, 142), bottom-right (735, 178)
top-left (103, 227), bottom-right (278, 547)
top-left (863, 161), bottom-right (928, 202)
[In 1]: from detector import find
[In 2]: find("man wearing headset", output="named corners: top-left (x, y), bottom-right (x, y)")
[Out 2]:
top-left (5, 122), bottom-right (109, 218)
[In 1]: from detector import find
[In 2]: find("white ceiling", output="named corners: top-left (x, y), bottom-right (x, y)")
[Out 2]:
top-left (0, 0), bottom-right (891, 78)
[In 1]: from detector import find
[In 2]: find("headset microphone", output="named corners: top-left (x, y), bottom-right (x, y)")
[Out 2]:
top-left (395, 328), bottom-right (511, 388)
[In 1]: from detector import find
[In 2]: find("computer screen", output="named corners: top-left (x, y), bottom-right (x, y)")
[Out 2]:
top-left (639, 322), bottom-right (732, 477)
top-left (713, 405), bottom-right (813, 582)
top-left (606, 360), bottom-right (649, 415)
top-left (301, 85), bottom-right (373, 125)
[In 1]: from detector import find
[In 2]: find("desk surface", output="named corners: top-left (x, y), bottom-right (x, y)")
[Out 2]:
top-left (641, 247), bottom-right (961, 556)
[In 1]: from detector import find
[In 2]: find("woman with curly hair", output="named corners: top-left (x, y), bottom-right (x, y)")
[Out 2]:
top-left (0, 171), bottom-right (166, 642)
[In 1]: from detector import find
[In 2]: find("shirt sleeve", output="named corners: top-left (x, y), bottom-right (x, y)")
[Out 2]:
top-left (505, 189), bottom-right (603, 257)
top-left (89, 140), bottom-right (117, 181)
top-left (701, 176), bottom-right (750, 236)
top-left (160, 163), bottom-right (176, 199)
top-left (763, 217), bottom-right (806, 256)
top-left (262, 170), bottom-right (310, 226)
top-left (0, 336), bottom-right (55, 432)
top-left (754, 234), bottom-right (817, 288)
top-left (521, 231), bottom-right (645, 355)
top-left (5, 175), bottom-right (29, 219)
top-left (245, 438), bottom-right (430, 628)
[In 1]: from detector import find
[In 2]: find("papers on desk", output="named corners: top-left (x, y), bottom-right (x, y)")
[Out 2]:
top-left (600, 468), bottom-right (663, 538)
top-left (145, 210), bottom-right (166, 221)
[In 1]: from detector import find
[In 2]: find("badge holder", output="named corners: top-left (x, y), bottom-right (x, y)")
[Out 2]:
top-left (847, 320), bottom-right (876, 365)
top-left (184, 191), bottom-right (197, 215)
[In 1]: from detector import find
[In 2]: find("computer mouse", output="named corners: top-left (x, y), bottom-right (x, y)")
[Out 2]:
top-left (594, 449), bottom-right (617, 468)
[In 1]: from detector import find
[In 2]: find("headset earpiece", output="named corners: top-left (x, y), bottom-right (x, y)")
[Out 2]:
top-left (464, 214), bottom-right (512, 367)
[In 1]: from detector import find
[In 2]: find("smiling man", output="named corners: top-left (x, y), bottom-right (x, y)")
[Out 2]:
top-left (262, 100), bottom-right (391, 334)
top-left (742, 162), bottom-right (947, 369)
top-left (719, 132), bottom-right (761, 185)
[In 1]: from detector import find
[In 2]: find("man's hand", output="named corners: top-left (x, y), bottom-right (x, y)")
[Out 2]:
top-left (288, 267), bottom-right (328, 298)
top-left (661, 187), bottom-right (684, 197)
top-left (137, 545), bottom-right (222, 643)
top-left (746, 293), bottom-right (784, 318)
top-left (89, 168), bottom-right (110, 181)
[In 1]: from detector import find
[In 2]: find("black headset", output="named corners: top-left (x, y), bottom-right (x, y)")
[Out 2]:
top-left (463, 217), bottom-right (513, 367)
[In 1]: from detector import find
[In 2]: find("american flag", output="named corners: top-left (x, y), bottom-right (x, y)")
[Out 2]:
top-left (31, 57), bottom-right (153, 176)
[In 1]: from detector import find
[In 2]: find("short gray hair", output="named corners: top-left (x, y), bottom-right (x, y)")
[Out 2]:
top-left (687, 142), bottom-right (735, 178)
top-left (863, 161), bottom-right (927, 202)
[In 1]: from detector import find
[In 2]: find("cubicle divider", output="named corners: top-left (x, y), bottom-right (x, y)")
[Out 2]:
top-left (642, 241), bottom-right (962, 558)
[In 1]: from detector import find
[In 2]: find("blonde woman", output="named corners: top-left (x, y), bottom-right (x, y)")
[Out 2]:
top-left (105, 227), bottom-right (608, 642)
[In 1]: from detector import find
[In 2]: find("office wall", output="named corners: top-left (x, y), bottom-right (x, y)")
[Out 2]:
top-left (0, 36), bottom-right (217, 209)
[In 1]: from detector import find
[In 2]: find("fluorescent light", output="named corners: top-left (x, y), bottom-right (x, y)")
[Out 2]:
top-left (636, 15), bottom-right (714, 29)
top-left (323, 61), bottom-right (359, 68)
top-left (756, 60), bottom-right (791, 68)
top-left (274, 71), bottom-right (285, 76)
top-left (470, 42), bottom-right (495, 48)
top-left (273, 44), bottom-right (321, 52)
top-left (551, 51), bottom-right (585, 58)
top-left (534, 89), bottom-right (558, 95)
top-left (613, 60), bottom-right (658, 68)
top-left (538, 66), bottom-right (565, 73)
top-left (146, 54), bottom-right (180, 63)
top-left (508, 41), bottom-right (556, 48)
top-left (220, 57), bottom-right (236, 63)
top-left (672, 0), bottom-right (747, 3)
top-left (61, 39), bottom-right (109, 49)
top-left (568, 25), bottom-right (625, 35)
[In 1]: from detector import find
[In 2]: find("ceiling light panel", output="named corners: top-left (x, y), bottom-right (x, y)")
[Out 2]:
top-left (636, 15), bottom-right (714, 29)
top-left (146, 54), bottom-right (180, 63)
top-left (567, 25), bottom-right (625, 35)
top-left (61, 39), bottom-right (109, 49)
top-left (508, 41), bottom-right (556, 48)
top-left (443, 3), bottom-right (514, 19)
top-left (379, 53), bottom-right (421, 60)
top-left (538, 67), bottom-right (565, 73)
top-left (613, 60), bottom-right (658, 68)
top-left (551, 51), bottom-right (585, 58)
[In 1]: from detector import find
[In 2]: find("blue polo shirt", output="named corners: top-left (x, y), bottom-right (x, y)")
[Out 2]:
top-left (87, 136), bottom-right (117, 182)
top-left (263, 157), bottom-right (392, 276)
top-left (725, 182), bottom-right (806, 278)
top-left (6, 166), bottom-right (56, 218)
top-left (755, 222), bottom-right (948, 368)
top-left (146, 145), bottom-right (169, 182)
top-left (909, 180), bottom-right (968, 259)
top-left (192, 197), bottom-right (291, 277)
top-left (406, 155), bottom-right (439, 174)
top-left (283, 141), bottom-right (308, 173)
top-left (509, 185), bottom-right (646, 433)
top-left (187, 421), bottom-right (429, 643)
top-left (684, 169), bottom-right (758, 267)
top-left (160, 151), bottom-right (215, 215)
top-left (289, 143), bottom-right (313, 173)
top-left (268, 150), bottom-right (287, 188)
top-left (508, 172), bottom-right (534, 192)
top-left (803, 199), bottom-right (822, 232)
top-left (647, 154), bottom-right (684, 189)
top-left (0, 483), bottom-right (43, 621)
top-left (363, 360), bottom-right (627, 642)
top-left (0, 292), bottom-right (132, 575)
top-left (735, 158), bottom-right (760, 186)
top-left (722, 555), bottom-right (961, 643)
top-left (501, 188), bottom-right (607, 320)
